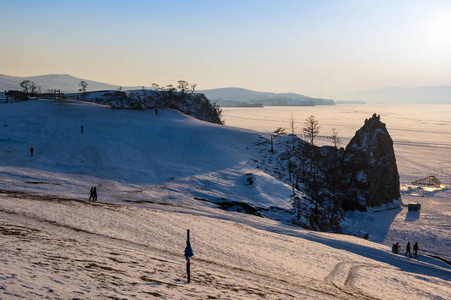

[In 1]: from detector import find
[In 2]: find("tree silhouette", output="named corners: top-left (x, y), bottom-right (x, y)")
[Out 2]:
top-left (302, 115), bottom-right (320, 145)
top-left (20, 80), bottom-right (31, 95)
top-left (79, 81), bottom-right (88, 100)
top-left (177, 80), bottom-right (189, 94)
top-left (79, 81), bottom-right (88, 93)
top-left (330, 128), bottom-right (341, 148)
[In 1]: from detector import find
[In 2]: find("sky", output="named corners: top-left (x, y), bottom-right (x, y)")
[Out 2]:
top-left (1, 0), bottom-right (451, 96)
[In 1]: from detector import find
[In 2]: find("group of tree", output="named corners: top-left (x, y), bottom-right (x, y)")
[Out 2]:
top-left (96, 80), bottom-right (223, 124)
top-left (268, 114), bottom-right (345, 232)
top-left (14, 80), bottom-right (65, 100)
top-left (19, 80), bottom-right (41, 97)
top-left (149, 80), bottom-right (197, 95)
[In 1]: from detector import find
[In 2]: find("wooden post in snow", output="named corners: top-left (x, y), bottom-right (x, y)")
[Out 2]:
top-left (187, 229), bottom-right (191, 283)
top-left (185, 229), bottom-right (193, 283)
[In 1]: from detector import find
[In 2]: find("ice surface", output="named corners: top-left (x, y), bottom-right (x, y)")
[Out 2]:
top-left (223, 104), bottom-right (451, 262)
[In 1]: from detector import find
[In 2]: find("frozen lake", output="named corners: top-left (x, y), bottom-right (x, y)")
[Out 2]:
top-left (223, 104), bottom-right (451, 261)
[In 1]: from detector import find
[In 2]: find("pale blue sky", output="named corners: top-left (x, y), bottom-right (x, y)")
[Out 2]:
top-left (1, 0), bottom-right (450, 96)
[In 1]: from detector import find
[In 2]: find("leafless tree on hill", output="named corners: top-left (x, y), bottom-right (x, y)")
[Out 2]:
top-left (303, 115), bottom-right (320, 146)
top-left (330, 128), bottom-right (341, 148)
top-left (20, 80), bottom-right (31, 95)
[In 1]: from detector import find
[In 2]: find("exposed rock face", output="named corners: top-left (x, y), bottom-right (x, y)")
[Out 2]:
top-left (95, 90), bottom-right (223, 124)
top-left (342, 114), bottom-right (400, 210)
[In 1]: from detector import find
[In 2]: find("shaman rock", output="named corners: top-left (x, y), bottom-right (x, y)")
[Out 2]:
top-left (342, 114), bottom-right (400, 210)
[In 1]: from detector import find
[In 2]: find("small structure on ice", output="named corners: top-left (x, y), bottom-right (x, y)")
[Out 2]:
top-left (408, 203), bottom-right (421, 211)
top-left (412, 175), bottom-right (441, 187)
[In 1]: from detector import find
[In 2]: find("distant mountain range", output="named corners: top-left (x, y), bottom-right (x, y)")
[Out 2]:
top-left (0, 74), bottom-right (123, 92)
top-left (197, 87), bottom-right (335, 107)
top-left (1, 74), bottom-right (450, 104)
top-left (325, 86), bottom-right (451, 104)
top-left (0, 74), bottom-right (336, 107)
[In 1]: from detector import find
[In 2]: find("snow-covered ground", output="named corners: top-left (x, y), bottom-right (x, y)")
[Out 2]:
top-left (1, 100), bottom-right (450, 299)
top-left (222, 105), bottom-right (451, 262)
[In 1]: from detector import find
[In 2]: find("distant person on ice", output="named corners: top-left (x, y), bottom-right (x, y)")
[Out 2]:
top-left (413, 242), bottom-right (419, 257)
top-left (93, 186), bottom-right (97, 201)
top-left (89, 187), bottom-right (94, 201)
top-left (30, 147), bottom-right (34, 157)
top-left (405, 242), bottom-right (412, 258)
top-left (81, 125), bottom-right (83, 133)
top-left (394, 242), bottom-right (400, 254)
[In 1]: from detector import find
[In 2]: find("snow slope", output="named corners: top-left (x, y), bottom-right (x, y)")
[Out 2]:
top-left (222, 105), bottom-right (451, 262)
top-left (1, 100), bottom-right (450, 299)
top-left (0, 100), bottom-right (294, 214)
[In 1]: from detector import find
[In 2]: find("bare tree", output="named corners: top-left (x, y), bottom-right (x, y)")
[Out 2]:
top-left (166, 84), bottom-right (176, 92)
top-left (190, 83), bottom-right (197, 94)
top-left (151, 83), bottom-right (160, 91)
top-left (288, 111), bottom-right (299, 150)
top-left (79, 81), bottom-right (88, 93)
top-left (79, 81), bottom-right (88, 100)
top-left (270, 127), bottom-right (286, 152)
top-left (20, 80), bottom-right (31, 95)
top-left (30, 82), bottom-right (38, 97)
top-left (303, 115), bottom-right (320, 145)
top-left (289, 112), bottom-right (296, 136)
top-left (177, 80), bottom-right (189, 94)
top-left (330, 128), bottom-right (341, 148)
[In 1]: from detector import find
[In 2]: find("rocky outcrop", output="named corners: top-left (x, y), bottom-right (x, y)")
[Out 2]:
top-left (255, 113), bottom-right (401, 232)
top-left (93, 90), bottom-right (223, 124)
top-left (342, 114), bottom-right (400, 210)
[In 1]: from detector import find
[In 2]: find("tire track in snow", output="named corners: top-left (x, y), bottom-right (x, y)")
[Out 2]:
top-left (325, 261), bottom-right (398, 300)
top-left (0, 190), bottom-right (368, 299)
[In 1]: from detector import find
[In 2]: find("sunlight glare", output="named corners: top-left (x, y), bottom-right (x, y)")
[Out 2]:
top-left (425, 12), bottom-right (451, 47)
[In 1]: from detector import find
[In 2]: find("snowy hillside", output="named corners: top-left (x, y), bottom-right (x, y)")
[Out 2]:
top-left (0, 100), bottom-right (294, 215)
top-left (1, 100), bottom-right (450, 299)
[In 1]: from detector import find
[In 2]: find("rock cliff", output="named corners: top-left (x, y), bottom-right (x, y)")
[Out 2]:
top-left (80, 90), bottom-right (223, 124)
top-left (255, 113), bottom-right (401, 232)
top-left (342, 114), bottom-right (400, 210)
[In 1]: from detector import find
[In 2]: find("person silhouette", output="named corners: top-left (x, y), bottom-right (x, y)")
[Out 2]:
top-left (30, 147), bottom-right (34, 157)
top-left (394, 242), bottom-right (400, 254)
top-left (89, 187), bottom-right (94, 201)
top-left (405, 242), bottom-right (412, 258)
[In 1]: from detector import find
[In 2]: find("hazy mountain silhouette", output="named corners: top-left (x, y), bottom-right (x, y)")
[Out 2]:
top-left (326, 86), bottom-right (451, 104)
top-left (2, 74), bottom-right (450, 104)
top-left (198, 87), bottom-right (335, 106)
top-left (0, 74), bottom-right (121, 92)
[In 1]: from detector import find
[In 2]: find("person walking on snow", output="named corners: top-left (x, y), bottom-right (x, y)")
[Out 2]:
top-left (30, 147), bottom-right (34, 157)
top-left (394, 242), bottom-right (400, 254)
top-left (413, 242), bottom-right (419, 258)
top-left (89, 187), bottom-right (94, 201)
top-left (405, 242), bottom-right (412, 258)
top-left (93, 186), bottom-right (97, 201)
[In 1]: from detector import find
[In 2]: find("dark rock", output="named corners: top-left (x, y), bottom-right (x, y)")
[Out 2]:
top-left (342, 114), bottom-right (400, 209)
top-left (95, 90), bottom-right (223, 124)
